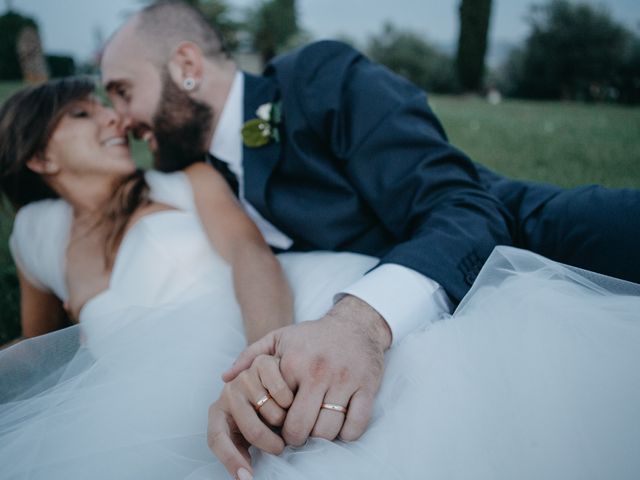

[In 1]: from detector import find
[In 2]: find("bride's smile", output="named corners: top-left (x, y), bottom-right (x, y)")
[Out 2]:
top-left (41, 98), bottom-right (135, 180)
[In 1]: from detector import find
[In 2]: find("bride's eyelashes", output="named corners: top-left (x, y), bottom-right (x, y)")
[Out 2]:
top-left (64, 100), bottom-right (95, 119)
top-left (68, 108), bottom-right (89, 119)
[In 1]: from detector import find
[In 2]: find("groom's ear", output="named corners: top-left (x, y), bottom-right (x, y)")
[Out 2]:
top-left (167, 41), bottom-right (204, 91)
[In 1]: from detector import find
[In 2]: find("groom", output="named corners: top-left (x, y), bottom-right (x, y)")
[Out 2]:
top-left (101, 0), bottom-right (639, 476)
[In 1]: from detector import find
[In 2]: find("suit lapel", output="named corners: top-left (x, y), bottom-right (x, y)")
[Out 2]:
top-left (242, 72), bottom-right (281, 220)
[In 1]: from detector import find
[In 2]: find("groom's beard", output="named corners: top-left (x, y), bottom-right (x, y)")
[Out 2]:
top-left (151, 73), bottom-right (214, 173)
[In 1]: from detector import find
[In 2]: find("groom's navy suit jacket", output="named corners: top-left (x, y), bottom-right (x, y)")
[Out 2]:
top-left (236, 41), bottom-right (585, 303)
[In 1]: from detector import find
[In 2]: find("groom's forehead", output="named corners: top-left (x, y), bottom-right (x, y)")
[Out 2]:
top-left (101, 29), bottom-right (148, 85)
top-left (102, 19), bottom-right (145, 68)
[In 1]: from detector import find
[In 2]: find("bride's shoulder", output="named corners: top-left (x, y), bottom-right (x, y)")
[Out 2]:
top-left (13, 198), bottom-right (71, 233)
top-left (145, 170), bottom-right (195, 212)
top-left (10, 199), bottom-right (71, 294)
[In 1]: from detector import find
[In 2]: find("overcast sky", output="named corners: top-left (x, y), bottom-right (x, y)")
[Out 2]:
top-left (5, 0), bottom-right (640, 62)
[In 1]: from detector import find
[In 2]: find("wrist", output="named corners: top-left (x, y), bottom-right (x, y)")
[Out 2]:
top-left (328, 295), bottom-right (392, 351)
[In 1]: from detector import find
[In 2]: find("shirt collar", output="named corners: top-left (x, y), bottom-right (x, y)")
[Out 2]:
top-left (209, 71), bottom-right (244, 168)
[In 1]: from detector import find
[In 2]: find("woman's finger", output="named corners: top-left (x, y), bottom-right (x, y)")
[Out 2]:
top-left (207, 401), bottom-right (253, 480)
top-left (255, 354), bottom-right (294, 409)
top-left (228, 385), bottom-right (286, 455)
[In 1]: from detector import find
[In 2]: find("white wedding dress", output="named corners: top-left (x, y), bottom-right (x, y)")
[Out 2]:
top-left (1, 171), bottom-right (639, 480)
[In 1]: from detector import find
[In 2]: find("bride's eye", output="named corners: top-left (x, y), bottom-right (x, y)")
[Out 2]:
top-left (68, 108), bottom-right (89, 118)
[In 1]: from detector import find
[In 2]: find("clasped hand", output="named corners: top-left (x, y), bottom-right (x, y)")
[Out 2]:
top-left (207, 296), bottom-right (392, 478)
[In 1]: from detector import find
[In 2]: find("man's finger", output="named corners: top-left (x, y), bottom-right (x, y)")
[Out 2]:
top-left (339, 389), bottom-right (375, 442)
top-left (222, 333), bottom-right (276, 382)
top-left (207, 404), bottom-right (253, 479)
top-left (256, 355), bottom-right (294, 409)
top-left (310, 389), bottom-right (350, 440)
top-left (282, 382), bottom-right (325, 446)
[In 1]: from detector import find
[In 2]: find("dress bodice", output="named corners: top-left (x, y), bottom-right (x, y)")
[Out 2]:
top-left (9, 171), bottom-right (234, 328)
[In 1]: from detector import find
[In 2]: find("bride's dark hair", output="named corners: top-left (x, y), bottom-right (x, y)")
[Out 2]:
top-left (0, 77), bottom-right (150, 267)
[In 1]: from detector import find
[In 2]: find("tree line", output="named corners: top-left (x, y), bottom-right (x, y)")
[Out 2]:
top-left (368, 0), bottom-right (639, 104)
top-left (1, 0), bottom-right (638, 104)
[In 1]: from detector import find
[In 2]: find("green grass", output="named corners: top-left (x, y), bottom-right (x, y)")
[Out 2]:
top-left (1, 83), bottom-right (639, 343)
top-left (429, 94), bottom-right (640, 188)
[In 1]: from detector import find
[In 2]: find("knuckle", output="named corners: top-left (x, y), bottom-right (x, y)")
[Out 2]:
top-left (341, 417), bottom-right (369, 442)
top-left (255, 354), bottom-right (270, 368)
top-left (284, 425), bottom-right (307, 446)
top-left (337, 366), bottom-right (351, 385)
top-left (223, 384), bottom-right (239, 403)
top-left (238, 371), bottom-right (253, 389)
top-left (218, 449), bottom-right (237, 467)
top-left (339, 427), bottom-right (360, 442)
top-left (271, 382), bottom-right (291, 400)
top-left (206, 429), bottom-right (225, 451)
top-left (311, 426), bottom-right (335, 441)
top-left (263, 438), bottom-right (284, 455)
top-left (245, 424), bottom-right (265, 444)
top-left (279, 355), bottom-right (296, 378)
top-left (268, 409), bottom-right (286, 427)
top-left (237, 370), bottom-right (250, 382)
top-left (308, 355), bottom-right (329, 383)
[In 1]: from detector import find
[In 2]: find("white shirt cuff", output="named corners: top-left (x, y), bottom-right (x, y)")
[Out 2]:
top-left (335, 264), bottom-right (453, 346)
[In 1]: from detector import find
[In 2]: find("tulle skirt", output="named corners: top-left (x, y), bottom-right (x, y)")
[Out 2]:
top-left (1, 247), bottom-right (640, 479)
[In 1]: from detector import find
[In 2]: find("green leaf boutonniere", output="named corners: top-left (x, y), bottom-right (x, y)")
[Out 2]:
top-left (242, 101), bottom-right (282, 148)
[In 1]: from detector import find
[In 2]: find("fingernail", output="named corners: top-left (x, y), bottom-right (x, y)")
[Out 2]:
top-left (237, 467), bottom-right (253, 480)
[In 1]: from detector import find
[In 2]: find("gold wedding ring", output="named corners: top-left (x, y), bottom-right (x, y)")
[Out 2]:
top-left (255, 394), bottom-right (271, 410)
top-left (320, 402), bottom-right (347, 414)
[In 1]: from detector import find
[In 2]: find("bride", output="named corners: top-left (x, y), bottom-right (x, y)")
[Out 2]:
top-left (1, 78), bottom-right (640, 480)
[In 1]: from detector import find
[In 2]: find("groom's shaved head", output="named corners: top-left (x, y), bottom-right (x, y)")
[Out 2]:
top-left (108, 0), bottom-right (229, 66)
top-left (101, 0), bottom-right (235, 171)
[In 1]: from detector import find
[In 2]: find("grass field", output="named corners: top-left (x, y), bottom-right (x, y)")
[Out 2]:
top-left (1, 82), bottom-right (639, 343)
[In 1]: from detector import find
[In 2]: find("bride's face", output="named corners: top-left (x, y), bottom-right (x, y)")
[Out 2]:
top-left (44, 97), bottom-right (135, 178)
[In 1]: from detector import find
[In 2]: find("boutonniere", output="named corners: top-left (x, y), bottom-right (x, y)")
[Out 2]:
top-left (242, 101), bottom-right (282, 148)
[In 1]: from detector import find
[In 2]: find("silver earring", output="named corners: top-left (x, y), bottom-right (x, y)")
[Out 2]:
top-left (183, 77), bottom-right (196, 91)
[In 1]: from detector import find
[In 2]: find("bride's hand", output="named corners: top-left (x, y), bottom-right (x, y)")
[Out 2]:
top-left (208, 354), bottom-right (293, 479)
top-left (221, 295), bottom-right (391, 447)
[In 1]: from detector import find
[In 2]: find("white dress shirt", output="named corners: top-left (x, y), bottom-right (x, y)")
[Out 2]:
top-left (209, 71), bottom-right (453, 345)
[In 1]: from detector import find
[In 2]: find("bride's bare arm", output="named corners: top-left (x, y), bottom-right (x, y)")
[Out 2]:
top-left (185, 163), bottom-right (293, 343)
top-left (16, 268), bottom-right (67, 340)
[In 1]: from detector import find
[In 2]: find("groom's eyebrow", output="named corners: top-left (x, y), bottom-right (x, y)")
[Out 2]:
top-left (103, 80), bottom-right (120, 92)
top-left (103, 79), bottom-right (130, 93)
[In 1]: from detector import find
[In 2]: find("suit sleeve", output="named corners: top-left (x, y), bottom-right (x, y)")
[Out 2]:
top-left (295, 42), bottom-right (513, 303)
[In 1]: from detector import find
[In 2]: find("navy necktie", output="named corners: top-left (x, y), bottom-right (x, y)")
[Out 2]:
top-left (207, 154), bottom-right (239, 197)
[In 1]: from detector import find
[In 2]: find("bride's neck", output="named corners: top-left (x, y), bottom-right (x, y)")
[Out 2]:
top-left (51, 175), bottom-right (120, 219)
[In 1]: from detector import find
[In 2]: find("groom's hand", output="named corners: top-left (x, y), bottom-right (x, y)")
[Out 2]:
top-left (222, 295), bottom-right (392, 445)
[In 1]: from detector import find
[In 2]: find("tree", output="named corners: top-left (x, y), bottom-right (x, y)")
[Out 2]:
top-left (367, 23), bottom-right (458, 94)
top-left (502, 0), bottom-right (635, 102)
top-left (247, 0), bottom-right (299, 64)
top-left (455, 0), bottom-right (493, 92)
top-left (0, 10), bottom-right (38, 80)
top-left (614, 36), bottom-right (640, 104)
top-left (46, 55), bottom-right (76, 78)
